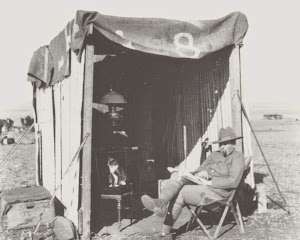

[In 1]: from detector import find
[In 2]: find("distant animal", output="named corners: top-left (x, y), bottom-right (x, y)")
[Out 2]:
top-left (0, 119), bottom-right (14, 132)
top-left (22, 116), bottom-right (34, 127)
top-left (0, 119), bottom-right (9, 135)
top-left (0, 119), bottom-right (8, 126)
top-left (107, 156), bottom-right (127, 187)
top-left (21, 116), bottom-right (35, 131)
top-left (0, 120), bottom-right (5, 135)
top-left (6, 118), bottom-right (14, 129)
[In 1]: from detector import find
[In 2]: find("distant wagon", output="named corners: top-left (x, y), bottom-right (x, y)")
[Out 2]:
top-left (27, 10), bottom-right (253, 239)
top-left (264, 114), bottom-right (283, 120)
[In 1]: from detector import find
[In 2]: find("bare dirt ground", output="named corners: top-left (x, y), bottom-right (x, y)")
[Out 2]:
top-left (0, 117), bottom-right (300, 239)
top-left (0, 132), bottom-right (36, 191)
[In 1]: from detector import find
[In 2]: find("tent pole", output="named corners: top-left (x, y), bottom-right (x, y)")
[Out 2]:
top-left (229, 45), bottom-right (243, 152)
top-left (237, 93), bottom-right (290, 214)
top-left (82, 24), bottom-right (94, 239)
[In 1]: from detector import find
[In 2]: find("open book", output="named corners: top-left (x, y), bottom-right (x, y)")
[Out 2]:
top-left (167, 167), bottom-right (205, 185)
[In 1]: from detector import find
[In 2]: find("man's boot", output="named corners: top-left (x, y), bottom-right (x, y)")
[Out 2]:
top-left (141, 179), bottom-right (184, 217)
top-left (152, 225), bottom-right (173, 239)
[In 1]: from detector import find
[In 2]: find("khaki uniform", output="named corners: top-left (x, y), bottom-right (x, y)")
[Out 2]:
top-left (163, 149), bottom-right (245, 226)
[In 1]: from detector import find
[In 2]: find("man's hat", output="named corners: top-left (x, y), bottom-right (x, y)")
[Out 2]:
top-left (212, 127), bottom-right (243, 144)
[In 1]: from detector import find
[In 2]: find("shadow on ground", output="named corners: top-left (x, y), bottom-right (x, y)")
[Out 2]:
top-left (93, 194), bottom-right (257, 240)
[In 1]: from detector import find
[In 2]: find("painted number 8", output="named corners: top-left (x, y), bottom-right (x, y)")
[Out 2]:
top-left (174, 33), bottom-right (200, 59)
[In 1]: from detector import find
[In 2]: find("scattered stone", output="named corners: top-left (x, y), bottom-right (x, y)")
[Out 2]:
top-left (53, 216), bottom-right (76, 240)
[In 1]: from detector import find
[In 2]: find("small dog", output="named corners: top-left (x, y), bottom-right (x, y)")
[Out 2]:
top-left (107, 156), bottom-right (127, 187)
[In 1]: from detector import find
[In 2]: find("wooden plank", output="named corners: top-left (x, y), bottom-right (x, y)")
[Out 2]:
top-left (82, 24), bottom-right (94, 240)
top-left (229, 46), bottom-right (243, 152)
top-left (52, 49), bottom-right (85, 228)
top-left (61, 78), bottom-right (71, 206)
top-left (35, 47), bottom-right (50, 187)
top-left (65, 49), bottom-right (85, 227)
top-left (34, 116), bottom-right (41, 186)
top-left (36, 87), bottom-right (55, 194)
top-left (241, 75), bottom-right (255, 188)
top-left (230, 47), bottom-right (255, 189)
top-left (256, 183), bottom-right (267, 213)
top-left (53, 83), bottom-right (62, 201)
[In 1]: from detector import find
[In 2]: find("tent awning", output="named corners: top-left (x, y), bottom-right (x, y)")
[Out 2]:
top-left (27, 10), bottom-right (248, 87)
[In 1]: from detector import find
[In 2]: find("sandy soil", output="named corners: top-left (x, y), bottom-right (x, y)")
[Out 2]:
top-left (0, 132), bottom-right (36, 191)
top-left (0, 118), bottom-right (300, 239)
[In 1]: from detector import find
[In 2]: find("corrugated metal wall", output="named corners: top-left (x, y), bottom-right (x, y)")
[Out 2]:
top-left (174, 49), bottom-right (232, 171)
top-left (170, 47), bottom-right (254, 187)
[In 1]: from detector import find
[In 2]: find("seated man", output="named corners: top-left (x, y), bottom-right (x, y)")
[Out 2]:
top-left (141, 127), bottom-right (245, 238)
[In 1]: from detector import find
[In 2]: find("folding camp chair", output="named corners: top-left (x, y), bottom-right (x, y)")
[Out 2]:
top-left (185, 156), bottom-right (252, 240)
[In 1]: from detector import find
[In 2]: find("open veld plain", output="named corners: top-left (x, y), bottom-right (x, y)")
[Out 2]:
top-left (0, 103), bottom-right (299, 239)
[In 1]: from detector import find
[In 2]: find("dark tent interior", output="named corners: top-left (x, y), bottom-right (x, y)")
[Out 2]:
top-left (89, 29), bottom-right (233, 230)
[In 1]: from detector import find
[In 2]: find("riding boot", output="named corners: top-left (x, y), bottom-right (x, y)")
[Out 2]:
top-left (141, 179), bottom-right (184, 217)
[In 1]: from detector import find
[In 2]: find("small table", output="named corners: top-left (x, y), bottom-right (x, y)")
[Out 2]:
top-left (93, 146), bottom-right (139, 229)
top-left (101, 189), bottom-right (133, 229)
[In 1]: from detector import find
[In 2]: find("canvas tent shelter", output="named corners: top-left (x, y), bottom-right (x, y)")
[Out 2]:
top-left (27, 10), bottom-right (252, 239)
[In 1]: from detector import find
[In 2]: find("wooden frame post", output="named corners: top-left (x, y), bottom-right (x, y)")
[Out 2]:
top-left (82, 24), bottom-right (94, 240)
top-left (230, 45), bottom-right (243, 152)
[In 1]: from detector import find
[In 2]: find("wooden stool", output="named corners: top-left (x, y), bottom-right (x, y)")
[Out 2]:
top-left (101, 187), bottom-right (133, 229)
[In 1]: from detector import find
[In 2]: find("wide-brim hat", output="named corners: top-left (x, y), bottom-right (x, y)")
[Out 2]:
top-left (212, 127), bottom-right (243, 144)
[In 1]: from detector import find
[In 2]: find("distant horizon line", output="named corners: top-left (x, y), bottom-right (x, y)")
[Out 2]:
top-left (0, 99), bottom-right (299, 111)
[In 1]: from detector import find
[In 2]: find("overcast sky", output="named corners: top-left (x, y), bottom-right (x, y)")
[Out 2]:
top-left (0, 0), bottom-right (299, 111)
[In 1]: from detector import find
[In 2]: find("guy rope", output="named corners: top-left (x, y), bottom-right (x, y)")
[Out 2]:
top-left (236, 92), bottom-right (290, 214)
top-left (0, 123), bottom-right (35, 170)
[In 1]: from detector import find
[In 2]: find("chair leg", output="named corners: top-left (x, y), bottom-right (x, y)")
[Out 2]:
top-left (235, 202), bottom-right (245, 234)
top-left (117, 199), bottom-right (122, 229)
top-left (213, 205), bottom-right (229, 239)
top-left (186, 205), bottom-right (213, 240)
top-left (186, 207), bottom-right (196, 232)
top-left (209, 211), bottom-right (215, 228)
top-left (186, 205), bottom-right (203, 232)
top-left (229, 202), bottom-right (242, 233)
top-left (129, 193), bottom-right (134, 224)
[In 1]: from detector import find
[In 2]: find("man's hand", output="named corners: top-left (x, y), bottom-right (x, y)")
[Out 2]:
top-left (194, 171), bottom-right (209, 180)
top-left (200, 178), bottom-right (212, 186)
